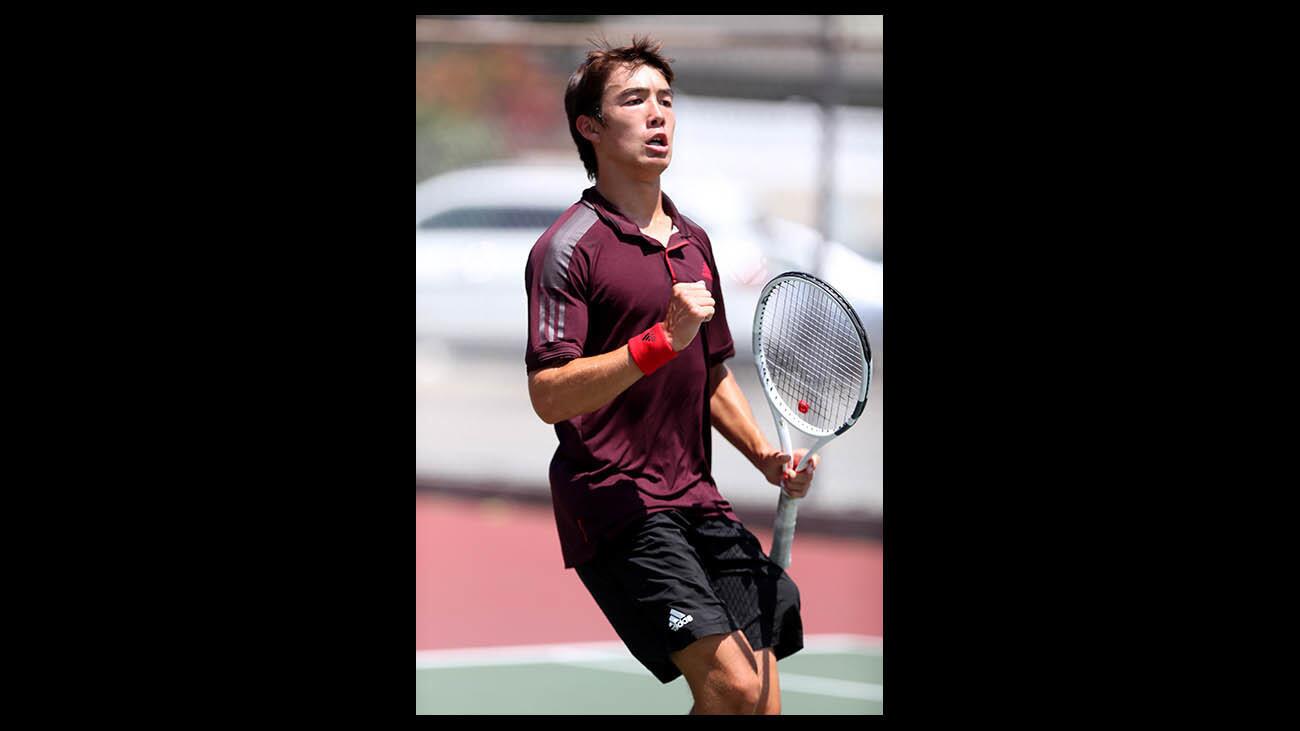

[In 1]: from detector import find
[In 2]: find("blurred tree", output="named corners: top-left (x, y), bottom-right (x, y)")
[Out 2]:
top-left (417, 47), bottom-right (572, 182)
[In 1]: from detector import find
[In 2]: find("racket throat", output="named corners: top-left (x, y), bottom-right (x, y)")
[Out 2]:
top-left (792, 436), bottom-right (833, 473)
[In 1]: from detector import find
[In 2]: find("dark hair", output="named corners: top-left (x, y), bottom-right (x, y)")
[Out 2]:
top-left (564, 35), bottom-right (675, 181)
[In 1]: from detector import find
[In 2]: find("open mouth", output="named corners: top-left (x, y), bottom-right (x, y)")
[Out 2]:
top-left (646, 133), bottom-right (668, 149)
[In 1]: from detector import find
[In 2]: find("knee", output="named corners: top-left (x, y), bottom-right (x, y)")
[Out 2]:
top-left (713, 670), bottom-right (763, 714)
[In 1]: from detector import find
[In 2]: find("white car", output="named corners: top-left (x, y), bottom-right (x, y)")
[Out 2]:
top-left (416, 160), bottom-right (881, 369)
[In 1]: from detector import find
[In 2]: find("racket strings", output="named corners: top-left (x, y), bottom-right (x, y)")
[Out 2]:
top-left (765, 317), bottom-right (857, 426)
top-left (760, 279), bottom-right (865, 434)
top-left (770, 284), bottom-right (863, 383)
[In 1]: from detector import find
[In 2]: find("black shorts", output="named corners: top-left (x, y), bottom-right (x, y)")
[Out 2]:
top-left (575, 510), bottom-right (803, 684)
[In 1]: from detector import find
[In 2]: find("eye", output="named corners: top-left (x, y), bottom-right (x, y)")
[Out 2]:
top-left (623, 98), bottom-right (642, 106)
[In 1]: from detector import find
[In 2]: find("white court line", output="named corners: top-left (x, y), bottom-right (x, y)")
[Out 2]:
top-left (801, 634), bottom-right (882, 654)
top-left (416, 640), bottom-right (630, 669)
top-left (415, 634), bottom-right (881, 669)
top-left (417, 634), bottom-right (884, 701)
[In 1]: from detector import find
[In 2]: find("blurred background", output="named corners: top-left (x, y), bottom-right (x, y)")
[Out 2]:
top-left (416, 15), bottom-right (884, 714)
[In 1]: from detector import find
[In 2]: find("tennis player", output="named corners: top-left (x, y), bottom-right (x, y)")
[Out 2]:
top-left (524, 37), bottom-right (820, 715)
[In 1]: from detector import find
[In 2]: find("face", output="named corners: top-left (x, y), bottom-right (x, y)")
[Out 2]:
top-left (582, 63), bottom-right (675, 179)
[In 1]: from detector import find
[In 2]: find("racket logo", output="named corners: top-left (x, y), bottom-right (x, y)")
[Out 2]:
top-left (798, 399), bottom-right (810, 414)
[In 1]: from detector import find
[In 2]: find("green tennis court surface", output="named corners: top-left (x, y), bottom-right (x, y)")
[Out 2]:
top-left (416, 634), bottom-right (881, 715)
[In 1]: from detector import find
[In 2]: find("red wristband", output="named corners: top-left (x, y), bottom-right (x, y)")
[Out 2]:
top-left (627, 322), bottom-right (678, 375)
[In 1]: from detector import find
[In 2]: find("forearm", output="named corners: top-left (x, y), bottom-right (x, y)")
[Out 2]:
top-left (528, 346), bottom-right (644, 424)
top-left (708, 365), bottom-right (773, 469)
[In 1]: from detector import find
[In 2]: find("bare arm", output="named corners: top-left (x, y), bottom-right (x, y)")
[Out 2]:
top-left (529, 281), bottom-right (716, 425)
top-left (528, 347), bottom-right (644, 425)
top-left (708, 362), bottom-right (820, 496)
top-left (708, 362), bottom-right (771, 468)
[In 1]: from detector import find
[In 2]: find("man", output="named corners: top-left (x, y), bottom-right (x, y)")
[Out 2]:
top-left (524, 37), bottom-right (820, 715)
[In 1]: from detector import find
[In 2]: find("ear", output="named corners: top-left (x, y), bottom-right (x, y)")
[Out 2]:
top-left (576, 114), bottom-right (602, 144)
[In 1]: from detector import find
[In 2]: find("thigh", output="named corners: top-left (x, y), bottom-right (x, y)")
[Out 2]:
top-left (575, 512), bottom-right (738, 684)
top-left (669, 629), bottom-right (759, 696)
top-left (669, 630), bottom-right (782, 714)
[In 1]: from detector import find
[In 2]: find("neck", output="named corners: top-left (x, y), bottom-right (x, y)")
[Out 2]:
top-left (594, 172), bottom-right (665, 229)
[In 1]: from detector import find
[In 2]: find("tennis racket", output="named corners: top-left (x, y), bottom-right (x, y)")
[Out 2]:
top-left (752, 271), bottom-right (873, 569)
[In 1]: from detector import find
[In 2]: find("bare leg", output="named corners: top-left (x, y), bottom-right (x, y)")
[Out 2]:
top-left (671, 631), bottom-right (764, 714)
top-left (753, 647), bottom-right (782, 715)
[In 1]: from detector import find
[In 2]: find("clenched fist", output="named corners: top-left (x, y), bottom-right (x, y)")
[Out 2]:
top-left (662, 280), bottom-right (715, 352)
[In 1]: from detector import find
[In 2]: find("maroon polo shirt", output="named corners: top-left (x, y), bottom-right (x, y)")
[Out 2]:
top-left (524, 186), bottom-right (740, 568)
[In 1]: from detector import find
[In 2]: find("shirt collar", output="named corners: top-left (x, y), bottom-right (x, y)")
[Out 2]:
top-left (581, 186), bottom-right (691, 244)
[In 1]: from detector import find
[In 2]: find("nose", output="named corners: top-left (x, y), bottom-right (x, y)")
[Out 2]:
top-left (647, 98), bottom-right (666, 127)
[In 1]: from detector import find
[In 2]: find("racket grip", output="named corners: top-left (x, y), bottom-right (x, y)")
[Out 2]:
top-left (770, 491), bottom-right (799, 569)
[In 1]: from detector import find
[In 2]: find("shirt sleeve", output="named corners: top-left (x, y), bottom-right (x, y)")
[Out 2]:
top-left (525, 231), bottom-right (591, 373)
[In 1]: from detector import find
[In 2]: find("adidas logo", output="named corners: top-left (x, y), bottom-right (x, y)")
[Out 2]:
top-left (642, 332), bottom-right (655, 342)
top-left (668, 608), bottom-right (694, 631)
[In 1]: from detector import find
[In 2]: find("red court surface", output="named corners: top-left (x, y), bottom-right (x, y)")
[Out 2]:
top-left (417, 492), bottom-right (882, 650)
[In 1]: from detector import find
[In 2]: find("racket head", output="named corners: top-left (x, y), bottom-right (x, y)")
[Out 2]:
top-left (751, 271), bottom-right (873, 438)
